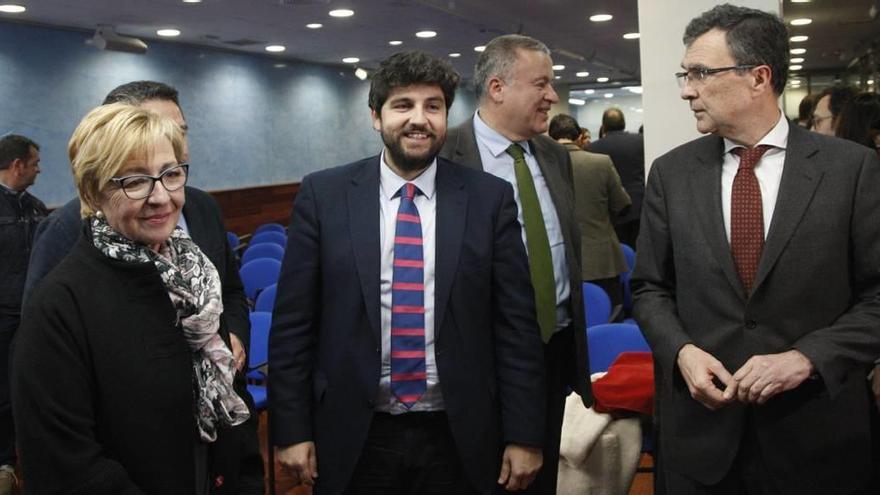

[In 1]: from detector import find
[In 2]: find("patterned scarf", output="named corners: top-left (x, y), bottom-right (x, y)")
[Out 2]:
top-left (91, 216), bottom-right (250, 442)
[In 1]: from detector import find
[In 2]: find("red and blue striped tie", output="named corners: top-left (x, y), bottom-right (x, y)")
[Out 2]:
top-left (391, 182), bottom-right (426, 409)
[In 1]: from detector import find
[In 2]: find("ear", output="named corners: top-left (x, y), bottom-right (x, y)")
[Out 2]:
top-left (371, 108), bottom-right (382, 132)
top-left (751, 65), bottom-right (773, 94)
top-left (9, 158), bottom-right (24, 175)
top-left (487, 76), bottom-right (505, 104)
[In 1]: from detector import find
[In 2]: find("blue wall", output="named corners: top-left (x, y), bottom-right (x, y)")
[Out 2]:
top-left (0, 21), bottom-right (477, 206)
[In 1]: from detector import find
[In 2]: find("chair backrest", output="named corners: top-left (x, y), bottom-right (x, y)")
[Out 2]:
top-left (254, 222), bottom-right (286, 235)
top-left (620, 243), bottom-right (636, 272)
top-left (241, 242), bottom-right (285, 265)
top-left (226, 231), bottom-right (240, 249)
top-left (239, 258), bottom-right (282, 299)
top-left (249, 231), bottom-right (287, 247)
top-left (586, 323), bottom-right (651, 373)
top-left (582, 282), bottom-right (612, 328)
top-left (254, 283), bottom-right (278, 313)
top-left (248, 311), bottom-right (272, 369)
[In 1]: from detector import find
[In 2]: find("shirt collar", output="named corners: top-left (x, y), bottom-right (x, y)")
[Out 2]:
top-left (724, 110), bottom-right (789, 154)
top-left (0, 179), bottom-right (22, 196)
top-left (473, 111), bottom-right (534, 158)
top-left (379, 150), bottom-right (437, 201)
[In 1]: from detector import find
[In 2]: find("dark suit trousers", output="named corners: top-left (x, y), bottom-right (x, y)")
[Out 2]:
top-left (0, 312), bottom-right (17, 466)
top-left (519, 325), bottom-right (574, 495)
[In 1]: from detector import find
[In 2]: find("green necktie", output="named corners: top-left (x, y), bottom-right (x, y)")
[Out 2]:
top-left (507, 144), bottom-right (556, 343)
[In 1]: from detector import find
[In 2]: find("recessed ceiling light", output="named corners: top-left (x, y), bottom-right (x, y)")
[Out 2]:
top-left (590, 14), bottom-right (613, 22)
top-left (569, 98), bottom-right (586, 106)
top-left (182, 0), bottom-right (202, 3)
top-left (474, 45), bottom-right (486, 52)
top-left (868, 80), bottom-right (875, 85)
top-left (156, 29), bottom-right (181, 37)
top-left (449, 52), bottom-right (461, 58)
top-left (388, 40), bottom-right (402, 46)
top-left (636, 108), bottom-right (643, 113)
top-left (790, 35), bottom-right (808, 42)
top-left (576, 71), bottom-right (590, 77)
top-left (623, 32), bottom-right (640, 39)
top-left (273, 63), bottom-right (287, 69)
top-left (552, 64), bottom-right (565, 71)
top-left (554, 75), bottom-right (561, 80)
top-left (583, 89), bottom-right (595, 95)
top-left (790, 18), bottom-right (812, 26)
top-left (604, 93), bottom-right (614, 98)
top-left (415, 30), bottom-right (437, 38)
top-left (790, 57), bottom-right (804, 63)
top-left (342, 57), bottom-right (360, 63)
top-left (355, 68), bottom-right (368, 80)
top-left (265, 45), bottom-right (286, 53)
top-left (0, 4), bottom-right (25, 13)
top-left (625, 86), bottom-right (643, 94)
top-left (789, 64), bottom-right (803, 71)
top-left (597, 77), bottom-right (609, 82)
top-left (306, 23), bottom-right (323, 29)
top-left (329, 9), bottom-right (354, 17)
top-left (791, 48), bottom-right (806, 55)
top-left (792, 0), bottom-right (811, 2)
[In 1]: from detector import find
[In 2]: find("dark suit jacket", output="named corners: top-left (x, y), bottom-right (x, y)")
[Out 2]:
top-left (632, 125), bottom-right (880, 492)
top-left (268, 156), bottom-right (546, 495)
top-left (440, 120), bottom-right (592, 406)
top-left (23, 187), bottom-right (250, 350)
top-left (588, 131), bottom-right (645, 224)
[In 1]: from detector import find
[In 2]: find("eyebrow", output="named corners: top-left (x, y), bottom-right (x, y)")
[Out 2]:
top-left (117, 161), bottom-right (179, 176)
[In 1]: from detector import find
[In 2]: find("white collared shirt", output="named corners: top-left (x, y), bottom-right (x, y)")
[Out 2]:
top-left (472, 112), bottom-right (571, 330)
top-left (375, 151), bottom-right (443, 413)
top-left (721, 112), bottom-right (789, 241)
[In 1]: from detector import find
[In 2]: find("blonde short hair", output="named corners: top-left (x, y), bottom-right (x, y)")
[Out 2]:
top-left (68, 103), bottom-right (185, 217)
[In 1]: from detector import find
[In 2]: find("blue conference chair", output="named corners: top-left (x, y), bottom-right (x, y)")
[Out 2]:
top-left (239, 258), bottom-right (282, 300)
top-left (245, 311), bottom-right (275, 494)
top-left (241, 242), bottom-right (285, 266)
top-left (249, 231), bottom-right (287, 248)
top-left (253, 222), bottom-right (286, 236)
top-left (619, 243), bottom-right (636, 314)
top-left (583, 282), bottom-right (612, 328)
top-left (254, 283), bottom-right (277, 313)
top-left (226, 231), bottom-right (240, 250)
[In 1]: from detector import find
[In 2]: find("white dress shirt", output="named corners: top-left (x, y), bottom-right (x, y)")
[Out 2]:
top-left (374, 152), bottom-right (444, 413)
top-left (722, 112), bottom-right (789, 241)
top-left (472, 112), bottom-right (571, 330)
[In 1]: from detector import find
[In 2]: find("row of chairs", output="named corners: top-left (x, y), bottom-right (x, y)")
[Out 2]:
top-left (582, 243), bottom-right (637, 328)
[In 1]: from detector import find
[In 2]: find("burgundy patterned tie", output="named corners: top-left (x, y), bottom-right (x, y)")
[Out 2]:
top-left (730, 145), bottom-right (772, 295)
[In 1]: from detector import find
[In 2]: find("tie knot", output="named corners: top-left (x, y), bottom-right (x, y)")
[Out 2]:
top-left (733, 145), bottom-right (773, 169)
top-left (506, 143), bottom-right (526, 161)
top-left (397, 182), bottom-right (421, 200)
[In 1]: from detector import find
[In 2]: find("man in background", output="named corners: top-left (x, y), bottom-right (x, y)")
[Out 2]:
top-left (811, 85), bottom-right (856, 136)
top-left (0, 134), bottom-right (46, 493)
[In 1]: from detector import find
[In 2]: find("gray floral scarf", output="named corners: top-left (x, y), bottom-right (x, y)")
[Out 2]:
top-left (91, 216), bottom-right (250, 442)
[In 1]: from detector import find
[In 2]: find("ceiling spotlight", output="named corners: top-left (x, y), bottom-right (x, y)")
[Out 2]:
top-left (554, 75), bottom-right (561, 80)
top-left (415, 30), bottom-right (437, 38)
top-left (625, 86), bottom-right (643, 94)
top-left (182, 0), bottom-right (202, 3)
top-left (623, 32), bottom-right (640, 39)
top-left (265, 45), bottom-right (286, 53)
top-left (569, 98), bottom-right (586, 106)
top-left (583, 89), bottom-right (595, 95)
top-left (868, 80), bottom-right (875, 85)
top-left (790, 57), bottom-right (804, 63)
top-left (790, 48), bottom-right (806, 55)
top-left (449, 52), bottom-right (461, 58)
top-left (388, 40), bottom-right (402, 46)
top-left (790, 35), bottom-right (808, 42)
top-left (597, 77), bottom-right (609, 82)
top-left (792, 0), bottom-right (811, 2)
top-left (552, 64), bottom-right (565, 70)
top-left (590, 14), bottom-right (613, 22)
top-left (790, 18), bottom-right (812, 26)
top-left (342, 57), bottom-right (360, 63)
top-left (329, 9), bottom-right (354, 17)
top-left (355, 68), bottom-right (368, 80)
top-left (576, 71), bottom-right (590, 77)
top-left (306, 23), bottom-right (323, 29)
top-left (789, 64), bottom-right (803, 71)
top-left (474, 45), bottom-right (486, 52)
top-left (0, 4), bottom-right (25, 13)
top-left (156, 29), bottom-right (181, 37)
top-left (604, 93), bottom-right (614, 98)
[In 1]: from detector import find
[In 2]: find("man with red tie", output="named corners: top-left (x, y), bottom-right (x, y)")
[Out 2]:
top-left (269, 51), bottom-right (546, 495)
top-left (632, 5), bottom-right (880, 494)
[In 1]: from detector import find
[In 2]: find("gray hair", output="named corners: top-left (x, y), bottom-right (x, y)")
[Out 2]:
top-left (473, 34), bottom-right (551, 102)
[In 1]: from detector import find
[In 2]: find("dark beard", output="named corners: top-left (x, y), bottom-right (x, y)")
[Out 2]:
top-left (382, 127), bottom-right (446, 173)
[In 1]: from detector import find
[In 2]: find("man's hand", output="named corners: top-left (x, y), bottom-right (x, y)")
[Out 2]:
top-left (498, 444), bottom-right (542, 491)
top-left (871, 364), bottom-right (880, 411)
top-left (727, 350), bottom-right (814, 404)
top-left (676, 344), bottom-right (735, 410)
top-left (277, 441), bottom-right (318, 486)
top-left (230, 333), bottom-right (246, 371)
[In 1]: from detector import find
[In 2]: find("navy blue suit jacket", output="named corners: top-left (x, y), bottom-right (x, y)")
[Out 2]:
top-left (268, 156), bottom-right (546, 495)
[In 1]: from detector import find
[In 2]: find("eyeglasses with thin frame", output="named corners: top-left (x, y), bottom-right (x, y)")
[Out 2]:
top-left (110, 164), bottom-right (189, 200)
top-left (675, 65), bottom-right (757, 88)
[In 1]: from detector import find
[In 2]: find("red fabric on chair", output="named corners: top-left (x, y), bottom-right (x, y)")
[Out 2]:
top-left (592, 352), bottom-right (654, 415)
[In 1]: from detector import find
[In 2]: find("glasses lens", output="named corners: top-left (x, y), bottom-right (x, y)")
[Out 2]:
top-left (161, 165), bottom-right (188, 191)
top-left (122, 177), bottom-right (153, 199)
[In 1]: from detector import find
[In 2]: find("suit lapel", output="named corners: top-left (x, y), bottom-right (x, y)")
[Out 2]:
top-left (433, 160), bottom-right (467, 338)
top-left (449, 121), bottom-right (484, 170)
top-left (181, 188), bottom-right (206, 247)
top-left (689, 137), bottom-right (745, 299)
top-left (347, 159), bottom-right (382, 345)
top-left (753, 126), bottom-right (823, 291)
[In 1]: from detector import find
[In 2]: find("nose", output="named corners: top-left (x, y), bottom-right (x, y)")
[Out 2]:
top-left (680, 80), bottom-right (697, 100)
top-left (146, 179), bottom-right (172, 205)
top-left (546, 84), bottom-right (560, 103)
top-left (409, 105), bottom-right (428, 125)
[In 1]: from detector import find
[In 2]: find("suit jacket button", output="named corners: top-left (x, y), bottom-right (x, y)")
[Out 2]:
top-left (745, 320), bottom-right (757, 329)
